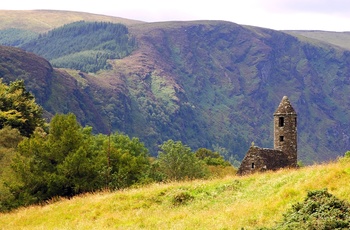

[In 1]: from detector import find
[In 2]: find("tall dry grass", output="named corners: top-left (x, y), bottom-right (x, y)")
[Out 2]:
top-left (1, 158), bottom-right (349, 229)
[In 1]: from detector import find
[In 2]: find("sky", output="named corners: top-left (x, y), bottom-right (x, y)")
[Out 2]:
top-left (1, 0), bottom-right (350, 32)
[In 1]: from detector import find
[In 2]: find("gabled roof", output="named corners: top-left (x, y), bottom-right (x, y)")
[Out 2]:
top-left (274, 96), bottom-right (296, 115)
top-left (237, 146), bottom-right (291, 175)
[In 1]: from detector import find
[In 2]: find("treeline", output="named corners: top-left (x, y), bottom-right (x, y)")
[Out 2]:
top-left (0, 80), bottom-right (235, 212)
top-left (0, 28), bottom-right (38, 46)
top-left (19, 21), bottom-right (136, 72)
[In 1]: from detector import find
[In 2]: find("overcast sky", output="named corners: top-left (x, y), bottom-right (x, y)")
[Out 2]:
top-left (1, 0), bottom-right (350, 32)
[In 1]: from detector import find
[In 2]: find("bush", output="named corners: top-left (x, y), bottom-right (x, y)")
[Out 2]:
top-left (344, 151), bottom-right (350, 158)
top-left (264, 189), bottom-right (350, 229)
top-left (172, 190), bottom-right (194, 206)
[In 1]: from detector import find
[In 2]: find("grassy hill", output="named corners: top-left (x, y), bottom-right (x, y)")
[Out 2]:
top-left (1, 158), bottom-right (349, 229)
top-left (0, 10), bottom-right (142, 33)
top-left (285, 30), bottom-right (350, 51)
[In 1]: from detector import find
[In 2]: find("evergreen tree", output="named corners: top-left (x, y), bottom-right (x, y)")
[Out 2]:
top-left (0, 79), bottom-right (44, 137)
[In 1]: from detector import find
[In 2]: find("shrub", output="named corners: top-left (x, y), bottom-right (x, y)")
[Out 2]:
top-left (344, 151), bottom-right (350, 158)
top-left (264, 189), bottom-right (350, 229)
top-left (172, 190), bottom-right (194, 206)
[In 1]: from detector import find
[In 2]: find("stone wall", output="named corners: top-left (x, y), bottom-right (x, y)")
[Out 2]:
top-left (237, 146), bottom-right (292, 175)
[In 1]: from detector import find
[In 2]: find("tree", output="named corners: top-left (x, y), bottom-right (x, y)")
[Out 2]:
top-left (4, 113), bottom-right (151, 210)
top-left (195, 148), bottom-right (231, 166)
top-left (0, 79), bottom-right (44, 136)
top-left (157, 140), bottom-right (208, 181)
top-left (97, 132), bottom-right (151, 189)
top-left (7, 113), bottom-right (104, 207)
top-left (212, 144), bottom-right (241, 168)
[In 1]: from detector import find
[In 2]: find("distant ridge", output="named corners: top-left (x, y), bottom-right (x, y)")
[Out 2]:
top-left (285, 30), bottom-right (350, 51)
top-left (0, 10), bottom-right (144, 33)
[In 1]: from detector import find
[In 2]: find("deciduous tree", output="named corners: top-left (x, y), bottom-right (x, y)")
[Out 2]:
top-left (157, 140), bottom-right (208, 181)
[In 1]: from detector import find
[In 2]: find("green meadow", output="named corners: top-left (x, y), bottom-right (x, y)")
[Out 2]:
top-left (1, 158), bottom-right (350, 229)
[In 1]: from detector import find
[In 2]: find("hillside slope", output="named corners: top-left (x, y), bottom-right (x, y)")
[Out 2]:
top-left (0, 10), bottom-right (142, 33)
top-left (111, 21), bottom-right (350, 162)
top-left (1, 11), bottom-right (350, 163)
top-left (285, 30), bottom-right (350, 51)
top-left (1, 158), bottom-right (349, 229)
top-left (0, 45), bottom-right (109, 132)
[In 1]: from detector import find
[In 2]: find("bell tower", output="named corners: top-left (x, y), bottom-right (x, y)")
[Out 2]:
top-left (273, 96), bottom-right (297, 167)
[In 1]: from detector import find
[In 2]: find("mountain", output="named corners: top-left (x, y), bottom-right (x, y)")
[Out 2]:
top-left (0, 45), bottom-right (108, 132)
top-left (1, 10), bottom-right (350, 164)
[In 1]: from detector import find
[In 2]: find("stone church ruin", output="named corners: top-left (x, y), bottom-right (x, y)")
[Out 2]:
top-left (237, 96), bottom-right (297, 175)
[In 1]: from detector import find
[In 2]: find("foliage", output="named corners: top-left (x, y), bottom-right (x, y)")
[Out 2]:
top-left (0, 126), bottom-right (23, 149)
top-left (0, 126), bottom-right (25, 212)
top-left (0, 79), bottom-right (44, 137)
top-left (5, 114), bottom-right (103, 208)
top-left (297, 160), bottom-right (304, 167)
top-left (51, 50), bottom-right (112, 73)
top-left (344, 151), bottom-right (350, 158)
top-left (97, 132), bottom-right (151, 189)
top-left (264, 189), bottom-right (350, 230)
top-left (172, 190), bottom-right (194, 206)
top-left (20, 21), bottom-right (136, 72)
top-left (2, 113), bottom-right (152, 211)
top-left (194, 148), bottom-right (236, 177)
top-left (157, 140), bottom-right (208, 181)
top-left (212, 144), bottom-right (241, 168)
top-left (195, 148), bottom-right (231, 166)
top-left (0, 28), bottom-right (37, 46)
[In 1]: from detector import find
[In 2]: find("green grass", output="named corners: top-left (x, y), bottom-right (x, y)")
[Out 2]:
top-left (151, 73), bottom-right (179, 114)
top-left (1, 158), bottom-right (350, 229)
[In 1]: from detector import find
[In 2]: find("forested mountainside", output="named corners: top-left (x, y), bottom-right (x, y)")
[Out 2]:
top-left (20, 21), bottom-right (137, 73)
top-left (1, 10), bottom-right (350, 163)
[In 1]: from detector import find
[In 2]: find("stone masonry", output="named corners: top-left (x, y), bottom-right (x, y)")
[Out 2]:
top-left (237, 96), bottom-right (297, 175)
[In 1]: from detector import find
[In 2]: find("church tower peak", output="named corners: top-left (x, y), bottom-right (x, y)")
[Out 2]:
top-left (274, 96), bottom-right (296, 115)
